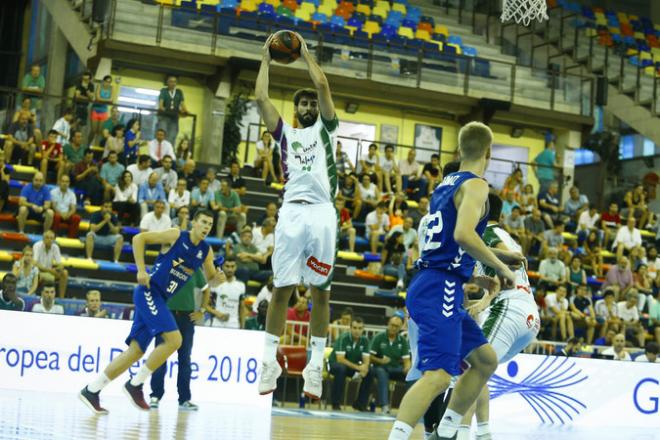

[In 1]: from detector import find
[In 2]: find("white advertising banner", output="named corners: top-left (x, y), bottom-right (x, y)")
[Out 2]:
top-left (0, 311), bottom-right (270, 408)
top-left (489, 353), bottom-right (660, 428)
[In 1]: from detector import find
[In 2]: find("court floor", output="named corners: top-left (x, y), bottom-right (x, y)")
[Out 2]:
top-left (0, 389), bottom-right (657, 440)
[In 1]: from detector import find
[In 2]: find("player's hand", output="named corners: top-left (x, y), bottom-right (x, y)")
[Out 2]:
top-left (496, 266), bottom-right (516, 290)
top-left (262, 34), bottom-right (274, 63)
top-left (498, 250), bottom-right (526, 270)
top-left (137, 270), bottom-right (150, 288)
top-left (472, 275), bottom-right (501, 297)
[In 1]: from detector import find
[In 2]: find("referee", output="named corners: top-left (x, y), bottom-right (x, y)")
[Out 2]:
top-left (149, 267), bottom-right (210, 410)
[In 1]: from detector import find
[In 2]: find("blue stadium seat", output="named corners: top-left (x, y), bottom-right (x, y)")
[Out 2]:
top-left (277, 14), bottom-right (295, 26)
top-left (347, 16), bottom-right (363, 29)
top-left (448, 35), bottom-right (463, 46)
top-left (351, 12), bottom-right (367, 23)
top-left (401, 18), bottom-right (416, 29)
top-left (473, 58), bottom-right (491, 77)
top-left (330, 15), bottom-right (346, 27)
top-left (257, 3), bottom-right (275, 14)
top-left (462, 46), bottom-right (477, 57)
top-left (312, 12), bottom-right (328, 23)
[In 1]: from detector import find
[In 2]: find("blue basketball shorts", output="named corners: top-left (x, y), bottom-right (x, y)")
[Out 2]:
top-left (406, 268), bottom-right (488, 376)
top-left (125, 285), bottom-right (178, 352)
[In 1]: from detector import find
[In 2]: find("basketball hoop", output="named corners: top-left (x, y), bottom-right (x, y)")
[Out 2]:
top-left (501, 0), bottom-right (549, 26)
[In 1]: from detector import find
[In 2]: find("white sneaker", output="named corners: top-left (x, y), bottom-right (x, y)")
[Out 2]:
top-left (302, 364), bottom-right (323, 400)
top-left (258, 360), bottom-right (282, 395)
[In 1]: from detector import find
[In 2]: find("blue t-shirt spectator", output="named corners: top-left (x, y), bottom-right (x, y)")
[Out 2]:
top-left (20, 183), bottom-right (51, 207)
top-left (100, 162), bottom-right (125, 187)
top-left (90, 210), bottom-right (119, 236)
top-left (138, 181), bottom-right (167, 203)
top-left (191, 187), bottom-right (214, 209)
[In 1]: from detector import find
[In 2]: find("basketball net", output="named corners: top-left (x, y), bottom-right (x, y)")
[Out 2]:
top-left (501, 0), bottom-right (549, 26)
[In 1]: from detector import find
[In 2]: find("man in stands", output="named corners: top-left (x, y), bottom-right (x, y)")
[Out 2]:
top-left (501, 191), bottom-right (520, 218)
top-left (180, 159), bottom-right (199, 191)
top-left (4, 112), bottom-right (36, 165)
top-left (228, 161), bottom-right (247, 197)
top-left (86, 199), bottom-right (123, 263)
top-left (545, 285), bottom-right (574, 341)
top-left (228, 227), bottom-right (270, 283)
top-left (172, 206), bottom-right (190, 231)
top-left (533, 139), bottom-right (558, 194)
top-left (538, 247), bottom-right (566, 292)
top-left (366, 201), bottom-right (390, 254)
top-left (602, 256), bottom-right (634, 299)
top-left (613, 216), bottom-right (642, 260)
top-left (138, 171), bottom-right (168, 218)
top-left (52, 107), bottom-right (73, 146)
top-left (328, 317), bottom-right (373, 411)
top-left (503, 206), bottom-right (526, 247)
top-left (148, 128), bottom-right (174, 165)
top-left (157, 75), bottom-right (188, 145)
top-left (617, 289), bottom-right (645, 347)
top-left (0, 273), bottom-right (25, 311)
top-left (635, 342), bottom-right (658, 363)
top-left (154, 155), bottom-right (178, 194)
top-left (421, 153), bottom-right (441, 195)
top-left (40, 129), bottom-right (64, 183)
top-left (0, 151), bottom-right (8, 213)
top-left (538, 181), bottom-right (562, 228)
top-left (577, 204), bottom-right (601, 243)
top-left (542, 220), bottom-right (565, 257)
top-left (33, 230), bottom-right (68, 298)
top-left (214, 178), bottom-right (246, 238)
top-left (370, 315), bottom-right (410, 414)
top-left (139, 199), bottom-right (171, 232)
top-left (286, 294), bottom-right (311, 346)
top-left (100, 150), bottom-right (125, 200)
top-left (73, 149), bottom-right (104, 205)
top-left (336, 198), bottom-right (357, 252)
top-left (601, 202), bottom-right (622, 248)
top-left (77, 290), bottom-right (108, 318)
top-left (408, 196), bottom-right (429, 229)
top-left (127, 155), bottom-right (153, 187)
top-left (624, 183), bottom-right (649, 229)
top-left (399, 149), bottom-right (423, 199)
top-left (388, 216), bottom-right (418, 252)
top-left (206, 256), bottom-right (246, 329)
top-left (63, 130), bottom-right (88, 178)
top-left (17, 171), bottom-right (53, 234)
top-left (50, 174), bottom-right (81, 238)
top-left (252, 218), bottom-right (276, 258)
top-left (191, 177), bottom-right (214, 214)
top-left (594, 288), bottom-right (622, 336)
top-left (563, 186), bottom-right (589, 230)
top-left (245, 299), bottom-right (268, 331)
top-left (31, 282), bottom-right (64, 314)
top-left (601, 333), bottom-right (631, 361)
top-left (569, 284), bottom-right (597, 344)
top-left (523, 207), bottom-right (546, 256)
top-left (379, 144), bottom-right (401, 195)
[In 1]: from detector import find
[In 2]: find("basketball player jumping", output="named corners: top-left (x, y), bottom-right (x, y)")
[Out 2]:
top-left (389, 122), bottom-right (522, 440)
top-left (255, 33), bottom-right (338, 399)
top-left (79, 209), bottom-right (226, 414)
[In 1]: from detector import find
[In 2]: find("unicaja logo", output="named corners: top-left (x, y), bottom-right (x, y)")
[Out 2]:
top-left (489, 356), bottom-right (588, 424)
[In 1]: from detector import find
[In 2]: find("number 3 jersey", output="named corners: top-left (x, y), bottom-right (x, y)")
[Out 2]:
top-left (271, 115), bottom-right (339, 204)
top-left (417, 171), bottom-right (489, 280)
top-left (149, 230), bottom-right (210, 299)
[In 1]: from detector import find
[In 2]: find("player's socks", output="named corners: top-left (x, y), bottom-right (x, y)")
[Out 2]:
top-left (130, 364), bottom-right (153, 387)
top-left (87, 373), bottom-right (111, 393)
top-left (424, 432), bottom-right (432, 440)
top-left (309, 336), bottom-right (326, 368)
top-left (435, 409), bottom-right (463, 438)
top-left (456, 425), bottom-right (470, 440)
top-left (262, 332), bottom-right (280, 363)
top-left (476, 422), bottom-right (491, 438)
top-left (388, 421), bottom-right (413, 440)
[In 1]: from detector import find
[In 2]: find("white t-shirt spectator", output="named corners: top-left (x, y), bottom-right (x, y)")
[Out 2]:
top-left (601, 347), bottom-right (631, 361)
top-left (114, 183), bottom-right (138, 203)
top-left (252, 284), bottom-right (273, 313)
top-left (398, 159), bottom-right (420, 177)
top-left (379, 156), bottom-right (396, 173)
top-left (126, 164), bottom-right (153, 187)
top-left (50, 187), bottom-right (76, 214)
top-left (207, 279), bottom-right (245, 329)
top-left (539, 259), bottom-right (565, 282)
top-left (578, 210), bottom-right (600, 230)
top-left (634, 354), bottom-right (657, 363)
top-left (154, 167), bottom-right (178, 191)
top-left (612, 226), bottom-right (642, 250)
top-left (168, 189), bottom-right (191, 210)
top-left (33, 241), bottom-right (62, 270)
top-left (252, 227), bottom-right (274, 254)
top-left (365, 210), bottom-right (390, 235)
top-left (617, 301), bottom-right (639, 323)
top-left (139, 212), bottom-right (172, 232)
top-left (360, 183), bottom-right (378, 201)
top-left (544, 293), bottom-right (568, 318)
top-left (148, 139), bottom-right (174, 163)
top-left (32, 300), bottom-right (64, 315)
top-left (52, 117), bottom-right (70, 145)
top-left (594, 299), bottom-right (619, 320)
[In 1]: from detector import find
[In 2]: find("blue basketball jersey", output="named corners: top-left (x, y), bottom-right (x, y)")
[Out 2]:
top-left (417, 171), bottom-right (489, 280)
top-left (149, 230), bottom-right (210, 299)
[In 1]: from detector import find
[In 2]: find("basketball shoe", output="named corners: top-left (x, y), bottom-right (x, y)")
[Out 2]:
top-left (79, 386), bottom-right (109, 415)
top-left (302, 364), bottom-right (322, 400)
top-left (258, 360), bottom-right (282, 395)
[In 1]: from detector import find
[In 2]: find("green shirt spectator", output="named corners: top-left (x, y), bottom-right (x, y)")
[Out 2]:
top-left (329, 331), bottom-right (370, 364)
top-left (63, 134), bottom-right (88, 165)
top-left (369, 329), bottom-right (410, 369)
top-left (216, 189), bottom-right (241, 210)
top-left (21, 65), bottom-right (45, 106)
top-left (0, 274), bottom-right (25, 311)
top-left (168, 269), bottom-right (207, 311)
top-left (234, 242), bottom-right (260, 273)
top-left (244, 316), bottom-right (265, 330)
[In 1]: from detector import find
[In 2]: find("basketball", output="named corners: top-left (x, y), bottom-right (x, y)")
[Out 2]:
top-left (268, 30), bottom-right (301, 65)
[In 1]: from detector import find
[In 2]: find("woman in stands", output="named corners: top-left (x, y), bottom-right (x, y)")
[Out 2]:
top-left (566, 255), bottom-right (587, 295)
top-left (123, 119), bottom-right (141, 165)
top-left (501, 168), bottom-right (524, 202)
top-left (12, 245), bottom-right (39, 296)
top-left (89, 75), bottom-right (114, 145)
top-left (113, 170), bottom-right (139, 226)
top-left (584, 230), bottom-right (603, 277)
top-left (519, 183), bottom-right (537, 215)
top-left (254, 130), bottom-right (278, 184)
top-left (104, 125), bottom-right (125, 159)
top-left (175, 137), bottom-right (192, 169)
top-left (634, 263), bottom-right (654, 298)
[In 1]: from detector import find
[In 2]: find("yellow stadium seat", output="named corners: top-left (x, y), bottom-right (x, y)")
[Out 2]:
top-left (322, 0), bottom-right (337, 9)
top-left (89, 145), bottom-right (104, 153)
top-left (79, 221), bottom-right (90, 232)
top-left (434, 24), bottom-right (449, 37)
top-left (247, 280), bottom-right (262, 288)
top-left (85, 205), bottom-right (102, 214)
top-left (585, 28), bottom-right (597, 37)
top-left (317, 4), bottom-right (334, 15)
top-left (363, 20), bottom-right (381, 37)
top-left (608, 26), bottom-right (620, 34)
top-left (12, 165), bottom-right (37, 174)
top-left (0, 251), bottom-right (14, 263)
top-left (337, 251), bottom-right (364, 261)
top-left (300, 2), bottom-right (316, 13)
top-left (415, 29), bottom-right (431, 40)
top-left (641, 51), bottom-right (652, 60)
top-left (595, 16), bottom-right (607, 26)
top-left (406, 200), bottom-right (419, 209)
top-left (295, 8), bottom-right (312, 21)
top-left (356, 3), bottom-right (371, 15)
top-left (641, 229), bottom-right (655, 238)
top-left (270, 182), bottom-right (284, 191)
top-left (617, 12), bottom-right (628, 23)
top-left (156, 0), bottom-right (182, 5)
top-left (266, 0), bottom-right (281, 6)
top-left (634, 32), bottom-right (645, 40)
top-left (375, 0), bottom-right (390, 10)
top-left (562, 232), bottom-right (578, 241)
top-left (56, 237), bottom-right (85, 249)
top-left (398, 26), bottom-right (414, 39)
top-left (600, 250), bottom-right (615, 258)
top-left (62, 257), bottom-right (99, 270)
top-left (146, 250), bottom-right (160, 258)
top-left (371, 6), bottom-right (388, 19)
top-left (240, 0), bottom-right (258, 12)
top-left (391, 2), bottom-right (406, 13)
top-left (644, 66), bottom-right (657, 77)
top-left (345, 25), bottom-right (357, 35)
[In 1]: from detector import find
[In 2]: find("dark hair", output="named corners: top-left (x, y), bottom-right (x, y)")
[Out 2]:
top-left (166, 74), bottom-right (177, 81)
top-left (511, 206), bottom-right (521, 213)
top-left (111, 124), bottom-right (125, 136)
top-left (368, 143), bottom-right (377, 150)
top-left (223, 255), bottom-right (236, 264)
top-left (293, 88), bottom-right (317, 106)
top-left (156, 128), bottom-right (166, 134)
top-left (47, 129), bottom-right (59, 136)
top-left (62, 107), bottom-right (73, 116)
top-left (646, 342), bottom-right (659, 355)
top-left (193, 209), bottom-right (214, 220)
top-left (103, 75), bottom-right (112, 82)
top-left (138, 155), bottom-right (151, 164)
top-left (487, 193), bottom-right (503, 222)
top-left (230, 160), bottom-right (240, 168)
top-left (377, 201), bottom-right (388, 209)
top-left (431, 153), bottom-right (439, 160)
top-left (385, 144), bottom-right (394, 152)
top-left (2, 273), bottom-right (17, 283)
top-left (108, 150), bottom-right (118, 157)
top-left (126, 118), bottom-right (139, 131)
top-left (442, 160), bottom-right (460, 175)
top-left (82, 71), bottom-right (92, 78)
top-left (603, 289), bottom-right (615, 298)
top-left (102, 197), bottom-right (113, 205)
top-left (162, 154), bottom-right (172, 161)
top-left (118, 170), bottom-right (132, 190)
top-left (352, 317), bottom-right (364, 325)
top-left (553, 219), bottom-right (564, 228)
top-left (341, 307), bottom-right (354, 317)
top-left (42, 281), bottom-right (56, 290)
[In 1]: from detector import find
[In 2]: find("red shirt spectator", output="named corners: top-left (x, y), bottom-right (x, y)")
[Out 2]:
top-left (41, 140), bottom-right (62, 159)
top-left (287, 295), bottom-right (311, 343)
top-left (601, 203), bottom-right (621, 229)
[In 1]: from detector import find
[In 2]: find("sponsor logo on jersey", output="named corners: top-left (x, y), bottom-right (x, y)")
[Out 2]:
top-left (440, 174), bottom-right (460, 187)
top-left (170, 258), bottom-right (194, 281)
top-left (306, 256), bottom-right (331, 276)
top-left (197, 250), bottom-right (203, 259)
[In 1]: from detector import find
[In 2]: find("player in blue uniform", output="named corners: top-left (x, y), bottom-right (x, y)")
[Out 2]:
top-left (389, 122), bottom-right (521, 440)
top-left (79, 209), bottom-right (225, 414)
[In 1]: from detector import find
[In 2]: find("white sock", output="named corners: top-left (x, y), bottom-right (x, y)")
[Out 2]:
top-left (424, 433), bottom-right (432, 440)
top-left (435, 409), bottom-right (463, 437)
top-left (457, 425), bottom-right (470, 440)
top-left (388, 421), bottom-right (413, 440)
top-left (309, 336), bottom-right (326, 368)
top-left (130, 364), bottom-right (152, 386)
top-left (476, 422), bottom-right (490, 436)
top-left (262, 332), bottom-right (280, 363)
top-left (87, 373), bottom-right (110, 393)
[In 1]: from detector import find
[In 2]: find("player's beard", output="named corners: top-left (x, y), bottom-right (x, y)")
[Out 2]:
top-left (296, 111), bottom-right (317, 128)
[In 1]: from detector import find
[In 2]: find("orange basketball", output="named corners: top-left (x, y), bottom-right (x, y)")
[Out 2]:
top-left (269, 30), bottom-right (301, 65)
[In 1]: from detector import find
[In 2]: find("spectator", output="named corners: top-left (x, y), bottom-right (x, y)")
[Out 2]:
top-left (421, 153), bottom-right (441, 195)
top-left (330, 307), bottom-right (354, 341)
top-left (77, 290), bottom-right (108, 318)
top-left (17, 171), bottom-right (53, 234)
top-left (339, 175), bottom-right (362, 220)
top-left (634, 264), bottom-right (654, 297)
top-left (634, 342), bottom-right (658, 363)
top-left (500, 168), bottom-right (523, 202)
top-left (595, 289), bottom-right (622, 337)
top-left (190, 177), bottom-right (214, 214)
top-left (215, 178), bottom-right (247, 238)
top-left (4, 112), bottom-right (36, 165)
top-left (139, 200), bottom-right (171, 232)
top-left (40, 129), bottom-right (65, 183)
top-left (379, 144), bottom-right (401, 194)
top-left (0, 274), bottom-right (24, 311)
top-left (408, 196), bottom-right (429, 229)
top-left (20, 64), bottom-right (45, 108)
top-left (252, 218), bottom-right (276, 257)
top-left (358, 173), bottom-right (381, 218)
top-left (245, 299), bottom-right (268, 330)
top-left (31, 282), bottom-right (64, 314)
top-left (613, 216), bottom-right (643, 260)
top-left (336, 198), bottom-right (357, 252)
top-left (254, 131), bottom-right (277, 183)
top-left (168, 178), bottom-right (191, 216)
top-left (85, 199), bottom-right (123, 262)
top-left (287, 294), bottom-right (311, 346)
top-left (538, 181), bottom-right (562, 228)
top-left (563, 186), bottom-right (589, 225)
top-left (139, 171), bottom-right (168, 217)
top-left (176, 139), bottom-right (193, 169)
top-left (617, 289), bottom-right (645, 347)
top-left (566, 256), bottom-right (587, 293)
top-left (63, 130), bottom-right (88, 178)
top-left (228, 227), bottom-right (269, 283)
top-left (382, 233), bottom-right (407, 289)
top-left (649, 291), bottom-right (660, 344)
top-left (545, 285), bottom-right (573, 341)
top-left (335, 141), bottom-right (355, 182)
top-left (503, 206), bottom-right (526, 248)
top-left (0, 151), bottom-right (7, 213)
top-left (13, 96), bottom-right (42, 145)
top-left (584, 230), bottom-right (604, 277)
top-left (569, 284), bottom-right (597, 343)
top-left (123, 118), bottom-right (142, 165)
top-left (73, 149), bottom-right (104, 205)
top-left (533, 140), bottom-right (558, 194)
top-left (624, 183), bottom-right (649, 229)
top-left (398, 149), bottom-right (423, 199)
top-left (89, 75), bottom-right (114, 145)
top-left (359, 143), bottom-right (381, 186)
top-left (172, 206), bottom-right (191, 231)
top-left (206, 167), bottom-right (221, 193)
top-left (52, 108), bottom-right (74, 146)
top-left (557, 337), bottom-right (580, 357)
top-left (388, 216), bottom-right (417, 251)
top-left (127, 155), bottom-right (152, 188)
top-left (148, 128), bottom-right (175, 164)
top-left (101, 107), bottom-right (123, 148)
top-left (103, 124), bottom-right (125, 159)
top-left (73, 71), bottom-right (95, 129)
top-left (11, 245), bottom-right (39, 296)
top-left (520, 183), bottom-right (537, 214)
top-left (154, 155), bottom-right (178, 194)
top-left (601, 333), bottom-right (632, 361)
top-left (258, 201), bottom-right (279, 226)
top-left (538, 247), bottom-right (566, 291)
top-left (366, 201), bottom-right (390, 254)
top-left (389, 192), bottom-right (408, 224)
top-left (100, 150), bottom-right (125, 200)
top-left (206, 257), bottom-right (246, 329)
top-left (577, 204), bottom-right (600, 241)
top-left (369, 315), bottom-right (410, 414)
top-left (646, 246), bottom-right (659, 280)
top-left (594, 328), bottom-right (616, 346)
top-left (601, 202), bottom-right (622, 248)
top-left (523, 208), bottom-right (546, 256)
top-left (252, 276), bottom-right (274, 314)
top-left (181, 159), bottom-right (199, 191)
top-left (542, 220), bottom-right (565, 257)
top-left (328, 317), bottom-right (373, 411)
top-left (158, 75), bottom-right (188, 145)
top-left (603, 256), bottom-right (634, 299)
top-left (113, 170), bottom-right (139, 225)
top-left (228, 161), bottom-right (247, 197)
top-left (50, 174), bottom-right (81, 238)
top-left (501, 191), bottom-right (520, 218)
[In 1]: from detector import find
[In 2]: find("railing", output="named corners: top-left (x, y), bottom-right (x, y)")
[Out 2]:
top-left (103, 0), bottom-right (595, 117)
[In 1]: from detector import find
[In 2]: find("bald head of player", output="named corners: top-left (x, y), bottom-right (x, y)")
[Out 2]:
top-left (457, 121), bottom-right (493, 173)
top-left (293, 88), bottom-right (319, 128)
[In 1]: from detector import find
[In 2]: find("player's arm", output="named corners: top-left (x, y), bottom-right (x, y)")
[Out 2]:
top-left (296, 33), bottom-right (336, 122)
top-left (454, 179), bottom-right (515, 287)
top-left (203, 249), bottom-right (226, 288)
top-left (255, 35), bottom-right (282, 133)
top-left (132, 228), bottom-right (180, 286)
top-left (490, 246), bottom-right (526, 270)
